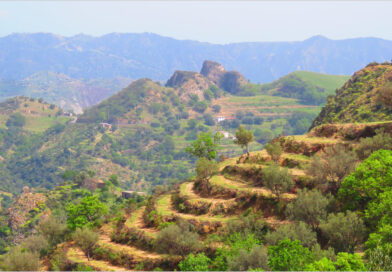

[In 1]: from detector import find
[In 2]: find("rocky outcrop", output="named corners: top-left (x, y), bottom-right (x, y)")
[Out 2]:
top-left (166, 70), bottom-right (210, 101)
top-left (200, 60), bottom-right (225, 85)
top-left (7, 186), bottom-right (46, 233)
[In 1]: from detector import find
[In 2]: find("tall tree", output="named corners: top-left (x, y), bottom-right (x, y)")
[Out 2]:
top-left (234, 125), bottom-right (254, 156)
top-left (186, 132), bottom-right (222, 160)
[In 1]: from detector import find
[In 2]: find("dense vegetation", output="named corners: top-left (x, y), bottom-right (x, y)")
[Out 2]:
top-left (312, 62), bottom-right (392, 127)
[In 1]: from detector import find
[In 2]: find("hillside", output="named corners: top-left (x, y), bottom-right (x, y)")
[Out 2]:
top-left (0, 60), bottom-right (338, 195)
top-left (0, 72), bottom-right (131, 114)
top-left (261, 71), bottom-right (350, 105)
top-left (2, 33), bottom-right (392, 83)
top-left (312, 62), bottom-right (392, 127)
top-left (3, 120), bottom-right (391, 270)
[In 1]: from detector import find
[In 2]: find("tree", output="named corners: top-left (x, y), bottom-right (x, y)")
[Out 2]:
top-left (307, 145), bottom-right (358, 194)
top-left (234, 125), bottom-right (254, 156)
top-left (21, 235), bottom-right (49, 256)
top-left (2, 247), bottom-right (40, 271)
top-left (155, 222), bottom-right (201, 256)
top-left (286, 189), bottom-right (332, 230)
top-left (333, 252), bottom-right (366, 271)
top-left (265, 142), bottom-right (282, 162)
top-left (355, 129), bottom-right (392, 159)
top-left (195, 158), bottom-right (218, 181)
top-left (6, 113), bottom-right (26, 128)
top-left (38, 216), bottom-right (68, 247)
top-left (66, 195), bottom-right (107, 230)
top-left (212, 104), bottom-right (221, 113)
top-left (178, 253), bottom-right (211, 271)
top-left (73, 227), bottom-right (99, 261)
top-left (320, 211), bottom-right (365, 253)
top-left (265, 221), bottom-right (317, 248)
top-left (339, 149), bottom-right (392, 211)
top-left (227, 245), bottom-right (269, 271)
top-left (367, 244), bottom-right (392, 271)
top-left (185, 132), bottom-right (222, 160)
top-left (303, 257), bottom-right (336, 271)
top-left (267, 239), bottom-right (313, 271)
top-left (263, 164), bottom-right (293, 202)
top-left (203, 113), bottom-right (215, 126)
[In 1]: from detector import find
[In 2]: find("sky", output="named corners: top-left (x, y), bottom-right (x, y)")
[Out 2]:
top-left (0, 1), bottom-right (392, 44)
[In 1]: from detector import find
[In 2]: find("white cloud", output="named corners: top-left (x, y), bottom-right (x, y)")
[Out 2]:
top-left (0, 9), bottom-right (8, 18)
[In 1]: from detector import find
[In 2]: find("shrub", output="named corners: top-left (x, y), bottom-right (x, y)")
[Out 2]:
top-left (227, 245), bottom-right (269, 271)
top-left (195, 158), bottom-right (218, 181)
top-left (262, 164), bottom-right (293, 202)
top-left (265, 141), bottom-right (282, 162)
top-left (155, 222), bottom-right (201, 256)
top-left (268, 239), bottom-right (313, 271)
top-left (73, 227), bottom-right (99, 261)
top-left (286, 189), bottom-right (332, 230)
top-left (265, 221), bottom-right (317, 248)
top-left (355, 129), bottom-right (392, 159)
top-left (306, 145), bottom-right (357, 194)
top-left (2, 247), bottom-right (40, 271)
top-left (178, 253), bottom-right (211, 271)
top-left (320, 211), bottom-right (365, 253)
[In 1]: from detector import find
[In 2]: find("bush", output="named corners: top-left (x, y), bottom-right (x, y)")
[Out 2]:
top-left (320, 211), bottom-right (365, 253)
top-left (263, 164), bottom-right (293, 202)
top-left (265, 221), bottom-right (317, 248)
top-left (227, 245), bottom-right (269, 271)
top-left (73, 227), bottom-right (99, 260)
top-left (2, 247), bottom-right (40, 271)
top-left (265, 142), bottom-right (282, 162)
top-left (21, 235), bottom-right (49, 256)
top-left (193, 101), bottom-right (208, 113)
top-left (155, 222), bottom-right (201, 256)
top-left (268, 238), bottom-right (313, 271)
top-left (6, 113), bottom-right (26, 127)
top-left (355, 129), bottom-right (392, 159)
top-left (178, 253), bottom-right (211, 271)
top-left (212, 104), bottom-right (221, 113)
top-left (195, 158), bottom-right (218, 181)
top-left (307, 145), bottom-right (357, 194)
top-left (286, 189), bottom-right (332, 230)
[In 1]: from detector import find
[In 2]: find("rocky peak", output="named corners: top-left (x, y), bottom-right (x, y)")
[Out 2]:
top-left (200, 60), bottom-right (226, 85)
top-left (165, 71), bottom-right (199, 88)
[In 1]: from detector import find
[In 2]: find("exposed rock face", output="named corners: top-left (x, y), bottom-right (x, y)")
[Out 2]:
top-left (200, 60), bottom-right (226, 85)
top-left (166, 70), bottom-right (210, 101)
top-left (166, 60), bottom-right (249, 98)
top-left (166, 71), bottom-right (199, 88)
top-left (220, 71), bottom-right (248, 94)
top-left (7, 188), bottom-right (46, 242)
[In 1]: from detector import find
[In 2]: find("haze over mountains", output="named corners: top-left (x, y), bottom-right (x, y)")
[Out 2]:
top-left (1, 33), bottom-right (392, 83)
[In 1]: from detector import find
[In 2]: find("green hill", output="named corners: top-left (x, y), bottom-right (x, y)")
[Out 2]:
top-left (261, 71), bottom-right (350, 105)
top-left (312, 62), bottom-right (392, 127)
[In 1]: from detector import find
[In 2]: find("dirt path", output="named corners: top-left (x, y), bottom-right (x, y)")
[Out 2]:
top-left (67, 247), bottom-right (127, 271)
top-left (157, 195), bottom-right (235, 223)
top-left (99, 232), bottom-right (162, 260)
top-left (129, 207), bottom-right (159, 236)
top-left (182, 182), bottom-right (235, 204)
top-left (211, 175), bottom-right (296, 200)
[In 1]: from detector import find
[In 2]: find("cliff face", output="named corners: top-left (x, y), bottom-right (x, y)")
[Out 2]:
top-left (200, 60), bottom-right (226, 85)
top-left (165, 60), bottom-right (249, 97)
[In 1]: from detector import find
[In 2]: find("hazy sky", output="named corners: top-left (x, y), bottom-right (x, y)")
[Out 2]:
top-left (0, 1), bottom-right (391, 43)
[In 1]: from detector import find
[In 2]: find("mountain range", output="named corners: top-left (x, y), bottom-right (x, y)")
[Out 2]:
top-left (1, 33), bottom-right (392, 83)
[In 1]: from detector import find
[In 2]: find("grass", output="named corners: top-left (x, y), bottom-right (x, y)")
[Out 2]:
top-left (293, 71), bottom-right (350, 93)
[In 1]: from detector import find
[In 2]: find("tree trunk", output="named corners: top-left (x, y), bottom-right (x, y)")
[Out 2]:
top-left (246, 144), bottom-right (250, 157)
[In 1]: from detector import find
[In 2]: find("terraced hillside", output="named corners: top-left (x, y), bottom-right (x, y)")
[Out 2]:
top-left (62, 121), bottom-right (381, 271)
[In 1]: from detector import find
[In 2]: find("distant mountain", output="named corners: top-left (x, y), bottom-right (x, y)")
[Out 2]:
top-left (312, 62), bottom-right (392, 127)
top-left (1, 33), bottom-right (392, 83)
top-left (0, 72), bottom-right (131, 113)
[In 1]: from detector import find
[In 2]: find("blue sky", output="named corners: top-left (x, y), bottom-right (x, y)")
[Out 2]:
top-left (0, 1), bottom-right (391, 43)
